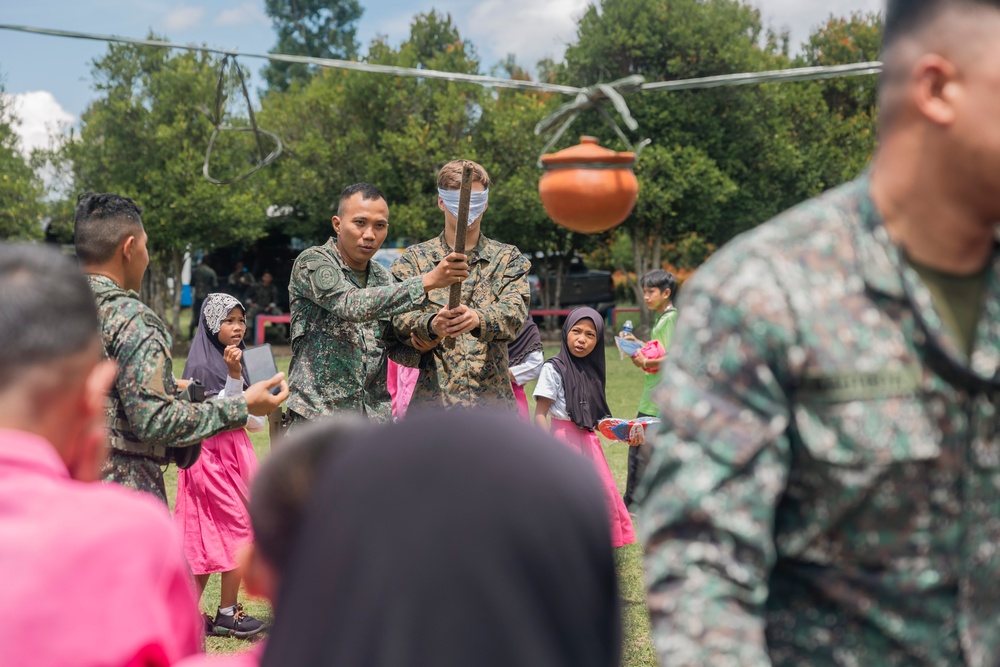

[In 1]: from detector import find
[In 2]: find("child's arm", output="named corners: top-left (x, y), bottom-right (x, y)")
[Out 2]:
top-left (534, 397), bottom-right (553, 431)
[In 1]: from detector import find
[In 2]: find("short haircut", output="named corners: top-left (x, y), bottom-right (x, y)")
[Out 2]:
top-left (337, 183), bottom-right (386, 219)
top-left (73, 192), bottom-right (144, 266)
top-left (437, 160), bottom-right (492, 190)
top-left (250, 416), bottom-right (368, 574)
top-left (640, 269), bottom-right (676, 295)
top-left (0, 244), bottom-right (100, 389)
top-left (883, 0), bottom-right (1000, 47)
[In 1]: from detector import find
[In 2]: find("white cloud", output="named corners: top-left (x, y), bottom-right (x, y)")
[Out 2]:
top-left (215, 1), bottom-right (269, 27)
top-left (163, 5), bottom-right (206, 31)
top-left (462, 0), bottom-right (589, 67)
top-left (3, 91), bottom-right (74, 158)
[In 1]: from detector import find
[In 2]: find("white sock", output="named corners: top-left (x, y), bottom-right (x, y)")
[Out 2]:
top-left (218, 605), bottom-right (236, 616)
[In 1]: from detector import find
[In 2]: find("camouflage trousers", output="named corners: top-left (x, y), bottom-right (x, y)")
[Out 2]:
top-left (101, 450), bottom-right (168, 505)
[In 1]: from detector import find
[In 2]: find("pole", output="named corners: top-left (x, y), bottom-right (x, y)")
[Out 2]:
top-left (443, 161), bottom-right (475, 350)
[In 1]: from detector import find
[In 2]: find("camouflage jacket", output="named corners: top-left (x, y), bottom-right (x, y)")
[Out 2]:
top-left (636, 176), bottom-right (1000, 667)
top-left (391, 232), bottom-right (529, 410)
top-left (87, 276), bottom-right (249, 489)
top-left (286, 238), bottom-right (426, 423)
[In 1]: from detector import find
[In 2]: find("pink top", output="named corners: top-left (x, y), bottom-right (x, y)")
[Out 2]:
top-left (0, 429), bottom-right (203, 667)
top-left (176, 643), bottom-right (264, 667)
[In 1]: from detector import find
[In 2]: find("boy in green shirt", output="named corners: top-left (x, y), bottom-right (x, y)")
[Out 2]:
top-left (623, 269), bottom-right (677, 511)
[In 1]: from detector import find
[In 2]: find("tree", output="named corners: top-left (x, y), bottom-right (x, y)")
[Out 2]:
top-left (0, 83), bottom-right (45, 240)
top-left (799, 12), bottom-right (882, 183)
top-left (262, 0), bottom-right (363, 92)
top-left (558, 0), bottom-right (840, 328)
top-left (65, 39), bottom-right (270, 339)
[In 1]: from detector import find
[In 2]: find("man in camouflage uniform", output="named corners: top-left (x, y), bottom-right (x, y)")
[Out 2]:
top-left (286, 183), bottom-right (468, 425)
top-left (391, 160), bottom-right (530, 411)
top-left (188, 259), bottom-right (218, 339)
top-left (75, 193), bottom-right (289, 504)
top-left (637, 2), bottom-right (1000, 666)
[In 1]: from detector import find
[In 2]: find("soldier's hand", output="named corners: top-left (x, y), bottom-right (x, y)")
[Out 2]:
top-left (442, 305), bottom-right (481, 337)
top-left (245, 372), bottom-right (289, 416)
top-left (430, 307), bottom-right (453, 339)
top-left (423, 253), bottom-right (470, 292)
top-left (411, 332), bottom-right (439, 353)
top-left (223, 345), bottom-right (243, 379)
top-left (175, 378), bottom-right (192, 391)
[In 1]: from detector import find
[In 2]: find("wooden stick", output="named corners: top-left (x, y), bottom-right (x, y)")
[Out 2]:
top-left (443, 161), bottom-right (475, 350)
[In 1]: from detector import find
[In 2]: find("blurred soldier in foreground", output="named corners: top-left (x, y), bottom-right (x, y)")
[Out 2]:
top-left (76, 192), bottom-right (288, 503)
top-left (638, 1), bottom-right (1000, 665)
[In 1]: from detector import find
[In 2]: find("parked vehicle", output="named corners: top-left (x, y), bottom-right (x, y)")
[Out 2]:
top-left (526, 252), bottom-right (616, 316)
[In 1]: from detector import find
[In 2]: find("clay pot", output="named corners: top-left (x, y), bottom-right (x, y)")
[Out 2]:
top-left (538, 136), bottom-right (639, 234)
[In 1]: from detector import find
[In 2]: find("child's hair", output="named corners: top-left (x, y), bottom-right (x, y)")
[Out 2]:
top-left (249, 416), bottom-right (368, 574)
top-left (640, 269), bottom-right (676, 296)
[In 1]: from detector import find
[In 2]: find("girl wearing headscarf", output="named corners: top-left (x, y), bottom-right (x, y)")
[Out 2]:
top-left (260, 411), bottom-right (622, 667)
top-left (533, 307), bottom-right (636, 548)
top-left (508, 317), bottom-right (545, 421)
top-left (174, 293), bottom-right (266, 639)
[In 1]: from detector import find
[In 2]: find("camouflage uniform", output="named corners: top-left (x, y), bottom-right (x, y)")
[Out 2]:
top-left (88, 275), bottom-right (250, 504)
top-left (286, 238), bottom-right (426, 424)
top-left (391, 232), bottom-right (529, 410)
top-left (636, 176), bottom-right (1000, 667)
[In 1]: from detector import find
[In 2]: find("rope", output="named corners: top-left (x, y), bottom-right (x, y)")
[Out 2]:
top-left (0, 22), bottom-right (884, 181)
top-left (202, 55), bottom-right (282, 185)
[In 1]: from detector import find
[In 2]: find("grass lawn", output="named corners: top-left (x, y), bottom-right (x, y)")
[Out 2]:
top-left (167, 343), bottom-right (657, 665)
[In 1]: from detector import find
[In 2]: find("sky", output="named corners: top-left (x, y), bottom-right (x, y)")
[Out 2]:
top-left (0, 0), bottom-right (883, 156)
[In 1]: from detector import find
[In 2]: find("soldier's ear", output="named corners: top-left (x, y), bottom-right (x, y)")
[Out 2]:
top-left (331, 216), bottom-right (342, 235)
top-left (121, 235), bottom-right (136, 262)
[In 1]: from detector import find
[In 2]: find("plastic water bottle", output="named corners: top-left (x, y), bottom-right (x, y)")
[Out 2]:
top-left (622, 320), bottom-right (633, 337)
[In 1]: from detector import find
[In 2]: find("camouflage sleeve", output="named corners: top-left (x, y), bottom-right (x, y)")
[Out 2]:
top-left (391, 252), bottom-right (436, 342)
top-left (635, 254), bottom-right (795, 667)
top-left (112, 309), bottom-right (249, 448)
top-left (291, 249), bottom-right (427, 323)
top-left (473, 249), bottom-right (529, 343)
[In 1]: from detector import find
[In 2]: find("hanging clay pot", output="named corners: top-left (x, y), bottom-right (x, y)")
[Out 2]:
top-left (538, 136), bottom-right (639, 234)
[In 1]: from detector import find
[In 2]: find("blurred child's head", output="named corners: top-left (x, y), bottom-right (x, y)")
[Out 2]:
top-left (242, 416), bottom-right (368, 601)
top-left (566, 317), bottom-right (598, 359)
top-left (640, 270), bottom-right (676, 312)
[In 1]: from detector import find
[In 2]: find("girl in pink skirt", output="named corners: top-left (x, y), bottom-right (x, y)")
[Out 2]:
top-left (533, 308), bottom-right (635, 548)
top-left (175, 293), bottom-right (266, 638)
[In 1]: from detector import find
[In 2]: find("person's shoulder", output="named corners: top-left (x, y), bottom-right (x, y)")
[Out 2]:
top-left (484, 239), bottom-right (529, 271)
top-left (368, 258), bottom-right (393, 283)
top-left (70, 482), bottom-right (179, 552)
top-left (688, 179), bottom-right (865, 298)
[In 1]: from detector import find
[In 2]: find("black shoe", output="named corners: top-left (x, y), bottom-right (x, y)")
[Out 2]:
top-left (202, 613), bottom-right (215, 636)
top-left (212, 603), bottom-right (266, 639)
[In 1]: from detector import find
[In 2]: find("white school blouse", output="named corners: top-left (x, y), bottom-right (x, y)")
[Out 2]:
top-left (532, 363), bottom-right (572, 421)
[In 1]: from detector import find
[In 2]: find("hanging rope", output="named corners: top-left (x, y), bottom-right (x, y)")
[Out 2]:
top-left (0, 23), bottom-right (884, 183)
top-left (202, 55), bottom-right (282, 185)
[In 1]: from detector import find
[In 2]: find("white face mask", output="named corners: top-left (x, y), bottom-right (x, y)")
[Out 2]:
top-left (438, 188), bottom-right (489, 227)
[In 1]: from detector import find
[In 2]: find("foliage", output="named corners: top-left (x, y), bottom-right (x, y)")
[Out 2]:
top-left (63, 38), bottom-right (270, 338)
top-left (0, 84), bottom-right (45, 241)
top-left (262, 0), bottom-right (363, 92)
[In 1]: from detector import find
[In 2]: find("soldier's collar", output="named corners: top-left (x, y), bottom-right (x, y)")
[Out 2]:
top-left (86, 273), bottom-right (139, 299)
top-left (853, 175), bottom-right (1000, 301)
top-left (435, 231), bottom-right (492, 261)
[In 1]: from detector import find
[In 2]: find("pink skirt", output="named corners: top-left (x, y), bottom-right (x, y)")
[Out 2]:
top-left (174, 429), bottom-right (258, 574)
top-left (511, 382), bottom-right (530, 422)
top-left (550, 419), bottom-right (636, 548)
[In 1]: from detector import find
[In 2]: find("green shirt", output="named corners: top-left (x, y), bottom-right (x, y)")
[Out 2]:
top-left (910, 260), bottom-right (986, 358)
top-left (637, 306), bottom-right (677, 415)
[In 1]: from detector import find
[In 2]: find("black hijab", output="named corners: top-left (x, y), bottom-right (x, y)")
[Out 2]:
top-left (548, 307), bottom-right (612, 430)
top-left (507, 317), bottom-right (543, 367)
top-left (181, 292), bottom-right (249, 397)
top-left (261, 410), bottom-right (621, 667)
